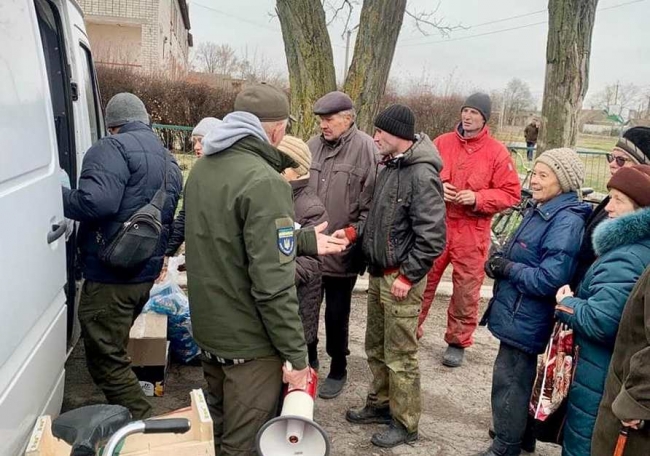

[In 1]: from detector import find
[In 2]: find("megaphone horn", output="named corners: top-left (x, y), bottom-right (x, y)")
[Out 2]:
top-left (256, 362), bottom-right (331, 455)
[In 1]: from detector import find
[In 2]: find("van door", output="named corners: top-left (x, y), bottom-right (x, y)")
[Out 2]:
top-left (0, 0), bottom-right (68, 453)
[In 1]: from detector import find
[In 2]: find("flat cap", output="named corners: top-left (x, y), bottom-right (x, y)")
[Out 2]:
top-left (234, 82), bottom-right (290, 122)
top-left (313, 91), bottom-right (354, 115)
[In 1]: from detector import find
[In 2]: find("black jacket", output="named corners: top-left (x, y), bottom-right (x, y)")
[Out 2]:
top-left (571, 196), bottom-right (609, 288)
top-left (359, 134), bottom-right (446, 283)
top-left (63, 122), bottom-right (183, 283)
top-left (166, 201), bottom-right (185, 256)
top-left (292, 179), bottom-right (328, 344)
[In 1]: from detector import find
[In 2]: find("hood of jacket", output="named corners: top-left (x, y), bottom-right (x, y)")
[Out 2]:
top-left (533, 191), bottom-right (592, 222)
top-left (593, 206), bottom-right (650, 256)
top-left (398, 133), bottom-right (443, 171)
top-left (202, 111), bottom-right (269, 156)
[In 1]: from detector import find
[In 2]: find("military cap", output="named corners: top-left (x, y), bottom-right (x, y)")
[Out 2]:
top-left (313, 91), bottom-right (354, 115)
top-left (234, 82), bottom-right (290, 122)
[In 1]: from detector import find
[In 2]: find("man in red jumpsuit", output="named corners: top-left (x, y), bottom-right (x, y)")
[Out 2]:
top-left (418, 93), bottom-right (521, 368)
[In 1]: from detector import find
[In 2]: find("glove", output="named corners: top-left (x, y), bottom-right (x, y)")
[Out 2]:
top-left (486, 255), bottom-right (513, 280)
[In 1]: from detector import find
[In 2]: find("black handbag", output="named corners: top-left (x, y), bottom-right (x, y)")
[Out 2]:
top-left (99, 152), bottom-right (168, 271)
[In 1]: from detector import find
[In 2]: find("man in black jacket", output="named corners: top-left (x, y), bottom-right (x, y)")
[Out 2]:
top-left (63, 93), bottom-right (182, 419)
top-left (336, 104), bottom-right (446, 448)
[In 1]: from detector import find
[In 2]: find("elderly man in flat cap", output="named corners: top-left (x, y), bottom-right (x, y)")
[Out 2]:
top-left (307, 91), bottom-right (378, 399)
top-left (184, 83), bottom-right (346, 455)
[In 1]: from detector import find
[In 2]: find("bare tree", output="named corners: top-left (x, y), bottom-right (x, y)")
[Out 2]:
top-left (589, 83), bottom-right (642, 118)
top-left (502, 78), bottom-right (534, 125)
top-left (538, 0), bottom-right (599, 154)
top-left (194, 42), bottom-right (240, 76)
top-left (276, 0), bottom-right (456, 137)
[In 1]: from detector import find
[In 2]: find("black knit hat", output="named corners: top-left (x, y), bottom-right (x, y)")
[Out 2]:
top-left (622, 126), bottom-right (650, 164)
top-left (462, 92), bottom-right (492, 122)
top-left (374, 104), bottom-right (416, 140)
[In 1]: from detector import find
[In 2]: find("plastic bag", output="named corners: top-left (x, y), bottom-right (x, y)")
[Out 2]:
top-left (143, 255), bottom-right (200, 363)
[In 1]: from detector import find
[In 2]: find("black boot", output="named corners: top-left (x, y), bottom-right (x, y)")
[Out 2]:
top-left (319, 372), bottom-right (347, 399)
top-left (346, 405), bottom-right (391, 425)
top-left (442, 345), bottom-right (465, 367)
top-left (370, 420), bottom-right (418, 448)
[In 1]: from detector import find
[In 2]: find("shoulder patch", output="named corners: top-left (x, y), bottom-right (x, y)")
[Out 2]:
top-left (277, 226), bottom-right (295, 256)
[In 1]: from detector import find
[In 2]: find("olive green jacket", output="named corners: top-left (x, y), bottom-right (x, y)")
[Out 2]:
top-left (185, 135), bottom-right (316, 370)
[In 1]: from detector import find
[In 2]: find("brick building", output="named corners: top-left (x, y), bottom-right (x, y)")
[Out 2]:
top-left (78, 0), bottom-right (192, 74)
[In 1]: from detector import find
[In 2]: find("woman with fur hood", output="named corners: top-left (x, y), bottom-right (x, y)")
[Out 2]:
top-left (555, 164), bottom-right (650, 456)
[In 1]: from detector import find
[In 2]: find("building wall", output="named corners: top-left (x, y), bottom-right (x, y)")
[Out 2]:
top-left (78, 0), bottom-right (189, 74)
top-left (86, 23), bottom-right (142, 67)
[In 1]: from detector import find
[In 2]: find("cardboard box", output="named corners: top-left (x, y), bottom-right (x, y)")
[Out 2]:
top-left (127, 312), bottom-right (169, 396)
top-left (26, 389), bottom-right (215, 456)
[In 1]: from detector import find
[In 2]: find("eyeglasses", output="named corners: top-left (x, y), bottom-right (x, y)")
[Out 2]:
top-left (606, 154), bottom-right (632, 167)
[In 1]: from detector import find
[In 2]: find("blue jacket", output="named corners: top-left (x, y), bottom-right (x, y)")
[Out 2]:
top-left (484, 192), bottom-right (591, 354)
top-left (63, 122), bottom-right (183, 284)
top-left (557, 207), bottom-right (650, 456)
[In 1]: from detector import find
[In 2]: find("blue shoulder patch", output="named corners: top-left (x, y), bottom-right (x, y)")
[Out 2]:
top-left (277, 226), bottom-right (295, 256)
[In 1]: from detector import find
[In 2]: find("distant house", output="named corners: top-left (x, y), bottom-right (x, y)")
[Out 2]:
top-left (78, 0), bottom-right (193, 75)
top-left (186, 72), bottom-right (246, 91)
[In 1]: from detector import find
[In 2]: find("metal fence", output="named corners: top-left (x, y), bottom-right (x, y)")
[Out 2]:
top-left (152, 123), bottom-right (612, 195)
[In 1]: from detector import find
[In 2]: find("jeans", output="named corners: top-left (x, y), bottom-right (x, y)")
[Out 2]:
top-left (490, 342), bottom-right (538, 456)
top-left (321, 275), bottom-right (357, 378)
top-left (526, 142), bottom-right (536, 161)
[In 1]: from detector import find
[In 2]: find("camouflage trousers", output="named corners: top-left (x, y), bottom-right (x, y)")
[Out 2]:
top-left (365, 271), bottom-right (425, 433)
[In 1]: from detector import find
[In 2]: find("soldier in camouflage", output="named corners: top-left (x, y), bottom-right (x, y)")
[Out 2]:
top-left (334, 104), bottom-right (446, 448)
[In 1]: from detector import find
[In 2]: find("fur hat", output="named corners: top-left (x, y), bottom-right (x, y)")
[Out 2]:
top-left (277, 135), bottom-right (311, 176)
top-left (374, 104), bottom-right (416, 140)
top-left (105, 93), bottom-right (149, 128)
top-left (535, 148), bottom-right (586, 193)
top-left (607, 165), bottom-right (650, 208)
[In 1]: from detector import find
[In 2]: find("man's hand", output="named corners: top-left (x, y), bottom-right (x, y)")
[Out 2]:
top-left (443, 182), bottom-right (458, 203)
top-left (156, 257), bottom-right (170, 284)
top-left (455, 189), bottom-right (476, 206)
top-left (391, 277), bottom-right (412, 301)
top-left (555, 285), bottom-right (574, 305)
top-left (622, 419), bottom-right (643, 429)
top-left (282, 363), bottom-right (310, 390)
top-left (315, 222), bottom-right (349, 255)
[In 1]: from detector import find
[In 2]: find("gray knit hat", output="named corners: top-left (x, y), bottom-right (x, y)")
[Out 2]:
top-left (105, 92), bottom-right (149, 128)
top-left (192, 117), bottom-right (222, 137)
top-left (535, 148), bottom-right (586, 193)
top-left (462, 93), bottom-right (492, 122)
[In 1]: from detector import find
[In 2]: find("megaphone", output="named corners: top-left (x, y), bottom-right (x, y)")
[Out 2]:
top-left (256, 362), bottom-right (331, 455)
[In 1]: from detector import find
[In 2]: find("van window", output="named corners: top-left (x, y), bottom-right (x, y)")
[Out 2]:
top-left (79, 44), bottom-right (101, 144)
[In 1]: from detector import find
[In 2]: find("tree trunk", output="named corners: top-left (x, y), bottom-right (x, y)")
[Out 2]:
top-left (344, 0), bottom-right (407, 134)
top-left (276, 0), bottom-right (337, 139)
top-left (537, 0), bottom-right (598, 154)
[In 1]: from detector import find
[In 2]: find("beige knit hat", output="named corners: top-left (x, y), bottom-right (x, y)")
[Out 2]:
top-left (535, 148), bottom-right (586, 193)
top-left (277, 135), bottom-right (312, 176)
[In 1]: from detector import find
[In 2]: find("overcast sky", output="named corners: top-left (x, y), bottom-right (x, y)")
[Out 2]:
top-left (188, 0), bottom-right (650, 108)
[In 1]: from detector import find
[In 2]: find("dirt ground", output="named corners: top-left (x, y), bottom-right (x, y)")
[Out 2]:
top-left (63, 291), bottom-right (561, 456)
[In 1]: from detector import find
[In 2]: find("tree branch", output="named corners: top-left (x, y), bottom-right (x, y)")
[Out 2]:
top-left (324, 0), bottom-right (357, 36)
top-left (405, 2), bottom-right (464, 37)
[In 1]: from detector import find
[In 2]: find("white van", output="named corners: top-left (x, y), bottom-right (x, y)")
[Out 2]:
top-left (0, 0), bottom-right (103, 453)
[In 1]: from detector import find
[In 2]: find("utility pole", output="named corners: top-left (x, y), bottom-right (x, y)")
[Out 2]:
top-left (343, 29), bottom-right (352, 83)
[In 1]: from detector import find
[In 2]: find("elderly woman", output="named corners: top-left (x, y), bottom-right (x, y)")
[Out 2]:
top-left (277, 135), bottom-right (328, 369)
top-left (476, 148), bottom-right (592, 456)
top-left (572, 127), bottom-right (650, 287)
top-left (555, 165), bottom-right (650, 456)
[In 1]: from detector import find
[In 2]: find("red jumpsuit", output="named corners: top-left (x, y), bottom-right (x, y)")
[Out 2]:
top-left (418, 126), bottom-right (521, 347)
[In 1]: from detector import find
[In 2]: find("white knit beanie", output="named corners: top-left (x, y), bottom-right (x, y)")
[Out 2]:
top-left (535, 148), bottom-right (586, 193)
top-left (192, 117), bottom-right (222, 137)
top-left (277, 135), bottom-right (312, 176)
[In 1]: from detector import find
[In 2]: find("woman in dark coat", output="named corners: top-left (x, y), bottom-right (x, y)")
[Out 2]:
top-left (278, 135), bottom-right (328, 369)
top-left (591, 265), bottom-right (650, 456)
top-left (476, 148), bottom-right (592, 456)
top-left (555, 165), bottom-right (650, 456)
